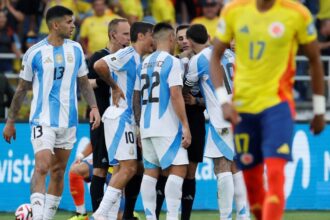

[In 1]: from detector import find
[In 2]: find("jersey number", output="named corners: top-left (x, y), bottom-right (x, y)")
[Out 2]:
top-left (234, 133), bottom-right (249, 153)
top-left (249, 41), bottom-right (265, 60)
top-left (141, 71), bottom-right (160, 105)
top-left (54, 66), bottom-right (65, 80)
top-left (125, 131), bottom-right (135, 144)
top-left (33, 126), bottom-right (43, 139)
top-left (224, 63), bottom-right (234, 94)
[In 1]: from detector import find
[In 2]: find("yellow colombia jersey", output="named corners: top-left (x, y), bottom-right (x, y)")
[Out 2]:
top-left (215, 0), bottom-right (316, 114)
top-left (191, 16), bottom-right (219, 41)
top-left (80, 13), bottom-right (121, 53)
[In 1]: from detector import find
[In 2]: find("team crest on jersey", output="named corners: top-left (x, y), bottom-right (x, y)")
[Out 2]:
top-left (55, 54), bottom-right (63, 64)
top-left (217, 18), bottom-right (226, 35)
top-left (307, 22), bottom-right (315, 35)
top-left (67, 53), bottom-right (73, 63)
top-left (240, 153), bottom-right (254, 165)
top-left (268, 22), bottom-right (285, 38)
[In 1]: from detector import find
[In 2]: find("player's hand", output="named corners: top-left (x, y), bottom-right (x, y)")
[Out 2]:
top-left (183, 93), bottom-right (196, 105)
top-left (181, 125), bottom-right (191, 149)
top-left (310, 114), bottom-right (325, 135)
top-left (75, 152), bottom-right (85, 163)
top-left (90, 107), bottom-right (101, 130)
top-left (3, 120), bottom-right (16, 144)
top-left (112, 86), bottom-right (125, 107)
top-left (222, 103), bottom-right (241, 125)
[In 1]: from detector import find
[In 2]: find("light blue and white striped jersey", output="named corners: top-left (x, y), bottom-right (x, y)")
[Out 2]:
top-left (102, 46), bottom-right (141, 123)
top-left (185, 47), bottom-right (233, 129)
top-left (137, 51), bottom-right (184, 138)
top-left (221, 49), bottom-right (235, 94)
top-left (19, 38), bottom-right (88, 128)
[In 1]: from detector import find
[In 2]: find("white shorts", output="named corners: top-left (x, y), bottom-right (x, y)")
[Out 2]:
top-left (104, 117), bottom-right (137, 162)
top-left (204, 123), bottom-right (235, 160)
top-left (30, 125), bottom-right (76, 154)
top-left (142, 133), bottom-right (188, 170)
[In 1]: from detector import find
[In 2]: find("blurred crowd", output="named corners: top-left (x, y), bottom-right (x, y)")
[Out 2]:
top-left (0, 0), bottom-right (329, 119)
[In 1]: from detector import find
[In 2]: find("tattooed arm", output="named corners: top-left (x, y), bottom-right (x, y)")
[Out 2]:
top-left (133, 90), bottom-right (141, 126)
top-left (3, 79), bottom-right (32, 143)
top-left (78, 75), bottom-right (101, 130)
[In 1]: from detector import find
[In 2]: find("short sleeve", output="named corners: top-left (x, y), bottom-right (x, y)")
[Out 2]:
top-left (185, 56), bottom-right (199, 87)
top-left (214, 5), bottom-right (234, 43)
top-left (76, 44), bottom-right (88, 77)
top-left (19, 51), bottom-right (34, 82)
top-left (102, 47), bottom-right (134, 73)
top-left (168, 58), bottom-right (183, 88)
top-left (296, 6), bottom-right (317, 44)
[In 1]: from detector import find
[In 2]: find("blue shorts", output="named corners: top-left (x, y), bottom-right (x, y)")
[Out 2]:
top-left (234, 102), bottom-right (294, 169)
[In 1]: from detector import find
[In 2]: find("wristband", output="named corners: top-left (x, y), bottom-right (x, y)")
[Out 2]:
top-left (313, 94), bottom-right (326, 115)
top-left (215, 86), bottom-right (230, 105)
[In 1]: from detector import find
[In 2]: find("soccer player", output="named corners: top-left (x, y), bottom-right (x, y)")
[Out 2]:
top-left (91, 21), bottom-right (154, 220)
top-left (2, 5), bottom-right (101, 220)
top-left (87, 18), bottom-right (131, 213)
top-left (184, 24), bottom-right (234, 220)
top-left (210, 1), bottom-right (326, 220)
top-left (135, 22), bottom-right (191, 220)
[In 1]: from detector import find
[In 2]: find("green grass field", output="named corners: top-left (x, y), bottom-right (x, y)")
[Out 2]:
top-left (2, 210), bottom-right (330, 220)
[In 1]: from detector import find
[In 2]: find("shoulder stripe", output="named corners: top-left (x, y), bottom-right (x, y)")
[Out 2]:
top-left (280, 0), bottom-right (310, 21)
top-left (24, 39), bottom-right (47, 62)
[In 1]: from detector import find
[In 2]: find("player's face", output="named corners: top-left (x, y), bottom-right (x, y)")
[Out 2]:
top-left (93, 0), bottom-right (106, 16)
top-left (57, 15), bottom-right (75, 39)
top-left (176, 28), bottom-right (190, 52)
top-left (142, 31), bottom-right (154, 54)
top-left (0, 11), bottom-right (6, 28)
top-left (202, 3), bottom-right (220, 19)
top-left (113, 21), bottom-right (131, 47)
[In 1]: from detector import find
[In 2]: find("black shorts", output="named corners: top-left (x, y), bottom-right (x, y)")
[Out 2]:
top-left (186, 105), bottom-right (205, 163)
top-left (90, 122), bottom-right (109, 169)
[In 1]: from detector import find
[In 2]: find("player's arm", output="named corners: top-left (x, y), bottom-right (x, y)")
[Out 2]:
top-left (76, 142), bottom-right (93, 163)
top-left (3, 79), bottom-right (32, 143)
top-left (93, 59), bottom-right (125, 106)
top-left (303, 40), bottom-right (326, 134)
top-left (78, 75), bottom-right (100, 130)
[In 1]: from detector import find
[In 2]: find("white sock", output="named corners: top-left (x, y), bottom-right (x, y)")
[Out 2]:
top-left (43, 194), bottom-right (61, 220)
top-left (216, 172), bottom-right (234, 220)
top-left (93, 186), bottom-right (122, 219)
top-left (233, 172), bottom-right (250, 220)
top-left (140, 175), bottom-right (158, 220)
top-left (165, 175), bottom-right (184, 220)
top-left (76, 204), bottom-right (86, 215)
top-left (30, 193), bottom-right (45, 220)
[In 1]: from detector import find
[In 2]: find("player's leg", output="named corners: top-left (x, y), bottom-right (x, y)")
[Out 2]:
top-left (140, 138), bottom-right (162, 220)
top-left (231, 162), bottom-right (250, 220)
top-left (90, 122), bottom-right (109, 211)
top-left (181, 162), bottom-right (197, 220)
top-left (68, 160), bottom-right (91, 220)
top-left (30, 125), bottom-right (55, 220)
top-left (44, 147), bottom-right (71, 219)
top-left (261, 102), bottom-right (293, 220)
top-left (123, 156), bottom-right (143, 220)
top-left (155, 170), bottom-right (168, 220)
top-left (156, 135), bottom-right (189, 220)
top-left (94, 118), bottom-right (138, 219)
top-left (234, 113), bottom-right (264, 220)
top-left (214, 157), bottom-right (234, 220)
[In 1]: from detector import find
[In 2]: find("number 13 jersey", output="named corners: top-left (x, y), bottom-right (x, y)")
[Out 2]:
top-left (137, 51), bottom-right (184, 138)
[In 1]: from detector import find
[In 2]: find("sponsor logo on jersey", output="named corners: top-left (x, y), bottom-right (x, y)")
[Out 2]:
top-left (277, 143), bottom-right (290, 154)
top-left (44, 57), bottom-right (53, 64)
top-left (239, 25), bottom-right (249, 34)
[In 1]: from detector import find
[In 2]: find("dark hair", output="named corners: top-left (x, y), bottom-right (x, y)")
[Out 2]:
top-left (153, 22), bottom-right (173, 35)
top-left (130, 22), bottom-right (154, 43)
top-left (186, 24), bottom-right (208, 44)
top-left (108, 18), bottom-right (128, 33)
top-left (176, 24), bottom-right (190, 34)
top-left (46, 5), bottom-right (73, 24)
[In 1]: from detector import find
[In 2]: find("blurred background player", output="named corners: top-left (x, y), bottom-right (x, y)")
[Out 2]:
top-left (2, 5), bottom-right (100, 220)
top-left (87, 18), bottom-right (130, 213)
top-left (92, 22), bottom-right (154, 220)
top-left (135, 22), bottom-right (191, 220)
top-left (210, 0), bottom-right (326, 220)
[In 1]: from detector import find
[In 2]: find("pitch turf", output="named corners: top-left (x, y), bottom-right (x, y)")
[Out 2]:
top-left (2, 210), bottom-right (330, 220)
